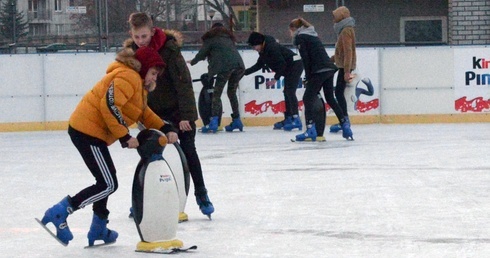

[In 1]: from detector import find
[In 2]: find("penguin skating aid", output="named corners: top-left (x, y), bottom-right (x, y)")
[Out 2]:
top-left (131, 129), bottom-right (196, 253)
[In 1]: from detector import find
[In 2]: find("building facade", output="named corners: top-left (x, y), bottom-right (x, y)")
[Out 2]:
top-left (19, 0), bottom-right (77, 36)
top-left (256, 0), bottom-right (490, 45)
top-left (2, 0), bottom-right (489, 46)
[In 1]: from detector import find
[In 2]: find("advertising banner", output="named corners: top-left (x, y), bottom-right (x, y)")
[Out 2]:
top-left (184, 48), bottom-right (379, 119)
top-left (454, 47), bottom-right (490, 113)
top-left (239, 50), bottom-right (305, 118)
top-left (330, 48), bottom-right (380, 116)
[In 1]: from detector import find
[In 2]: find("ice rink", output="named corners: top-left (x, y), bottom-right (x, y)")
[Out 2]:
top-left (1, 123), bottom-right (489, 257)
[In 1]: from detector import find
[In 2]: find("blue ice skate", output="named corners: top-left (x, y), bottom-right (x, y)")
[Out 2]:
top-left (341, 117), bottom-right (354, 140)
top-left (201, 116), bottom-right (219, 133)
top-left (196, 193), bottom-right (214, 219)
top-left (39, 196), bottom-right (74, 245)
top-left (329, 123), bottom-right (342, 133)
top-left (87, 213), bottom-right (118, 247)
top-left (295, 123), bottom-right (317, 141)
top-left (225, 117), bottom-right (243, 132)
top-left (273, 116), bottom-right (292, 130)
top-left (283, 115), bottom-right (302, 131)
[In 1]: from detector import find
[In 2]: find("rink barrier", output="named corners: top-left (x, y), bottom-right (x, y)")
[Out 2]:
top-left (1, 46), bottom-right (490, 132)
top-left (1, 114), bottom-right (490, 132)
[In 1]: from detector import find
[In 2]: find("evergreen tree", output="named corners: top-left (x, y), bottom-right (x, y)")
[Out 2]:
top-left (0, 1), bottom-right (28, 42)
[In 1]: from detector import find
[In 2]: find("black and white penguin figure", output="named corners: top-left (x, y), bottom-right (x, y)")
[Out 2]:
top-left (131, 129), bottom-right (184, 251)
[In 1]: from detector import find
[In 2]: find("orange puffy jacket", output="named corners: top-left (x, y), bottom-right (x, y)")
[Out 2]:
top-left (69, 48), bottom-right (165, 146)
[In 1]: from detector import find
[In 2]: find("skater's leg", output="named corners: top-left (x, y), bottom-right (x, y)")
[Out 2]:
top-left (294, 73), bottom-right (323, 141)
top-left (184, 119), bottom-right (216, 211)
top-left (324, 73), bottom-right (353, 140)
top-left (335, 68), bottom-right (348, 117)
top-left (201, 72), bottom-right (226, 133)
top-left (282, 63), bottom-right (304, 131)
top-left (303, 73), bottom-right (324, 124)
top-left (284, 60), bottom-right (303, 117)
top-left (224, 68), bottom-right (245, 132)
top-left (226, 68), bottom-right (245, 117)
top-left (323, 71), bottom-right (346, 124)
top-left (178, 122), bottom-right (205, 190)
top-left (68, 128), bottom-right (118, 213)
top-left (211, 71), bottom-right (228, 117)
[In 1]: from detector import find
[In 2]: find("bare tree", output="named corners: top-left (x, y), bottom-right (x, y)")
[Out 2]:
top-left (107, 0), bottom-right (139, 33)
top-left (137, 0), bottom-right (166, 19)
top-left (205, 0), bottom-right (240, 31)
top-left (69, 0), bottom-right (234, 35)
top-left (138, 0), bottom-right (195, 27)
top-left (69, 0), bottom-right (138, 34)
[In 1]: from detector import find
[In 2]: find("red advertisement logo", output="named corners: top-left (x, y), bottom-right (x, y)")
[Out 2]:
top-left (455, 96), bottom-right (490, 112)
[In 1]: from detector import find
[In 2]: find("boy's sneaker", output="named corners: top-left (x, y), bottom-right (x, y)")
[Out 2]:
top-left (273, 117), bottom-right (292, 130)
top-left (40, 196), bottom-right (74, 245)
top-left (87, 213), bottom-right (118, 247)
top-left (283, 115), bottom-right (302, 131)
top-left (295, 123), bottom-right (317, 142)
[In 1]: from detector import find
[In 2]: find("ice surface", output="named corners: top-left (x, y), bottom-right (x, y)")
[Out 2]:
top-left (1, 123), bottom-right (490, 257)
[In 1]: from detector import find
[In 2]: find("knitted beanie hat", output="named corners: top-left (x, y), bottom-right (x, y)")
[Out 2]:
top-left (247, 32), bottom-right (265, 46)
top-left (212, 22), bottom-right (224, 29)
top-left (134, 46), bottom-right (166, 78)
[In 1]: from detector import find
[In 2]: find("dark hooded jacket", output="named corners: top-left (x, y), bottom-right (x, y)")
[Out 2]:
top-left (293, 26), bottom-right (337, 80)
top-left (125, 27), bottom-right (197, 125)
top-left (244, 35), bottom-right (298, 81)
top-left (190, 26), bottom-right (245, 76)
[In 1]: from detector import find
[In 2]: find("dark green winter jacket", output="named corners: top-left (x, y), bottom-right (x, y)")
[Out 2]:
top-left (190, 27), bottom-right (245, 76)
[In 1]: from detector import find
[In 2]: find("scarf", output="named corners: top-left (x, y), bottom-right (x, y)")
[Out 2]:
top-left (334, 17), bottom-right (355, 36)
top-left (148, 27), bottom-right (167, 50)
top-left (293, 26), bottom-right (318, 45)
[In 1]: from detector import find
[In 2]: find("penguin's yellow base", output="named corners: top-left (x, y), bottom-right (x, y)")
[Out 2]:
top-left (136, 239), bottom-right (183, 252)
top-left (179, 212), bottom-right (188, 222)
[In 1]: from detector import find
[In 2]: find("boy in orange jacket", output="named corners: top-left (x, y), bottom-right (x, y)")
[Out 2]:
top-left (38, 46), bottom-right (178, 246)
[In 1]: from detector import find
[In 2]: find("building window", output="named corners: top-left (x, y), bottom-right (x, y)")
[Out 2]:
top-left (55, 24), bottom-right (63, 35)
top-left (55, 0), bottom-right (62, 12)
top-left (29, 24), bottom-right (47, 36)
top-left (28, 0), bottom-right (38, 11)
top-left (400, 16), bottom-right (447, 44)
top-left (238, 10), bottom-right (249, 31)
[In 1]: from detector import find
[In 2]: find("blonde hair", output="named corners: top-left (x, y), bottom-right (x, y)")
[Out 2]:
top-left (289, 18), bottom-right (313, 30)
top-left (128, 12), bottom-right (153, 30)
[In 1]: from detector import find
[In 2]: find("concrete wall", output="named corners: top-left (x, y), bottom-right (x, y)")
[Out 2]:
top-left (0, 45), bottom-right (489, 132)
